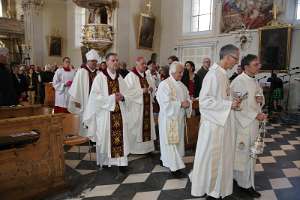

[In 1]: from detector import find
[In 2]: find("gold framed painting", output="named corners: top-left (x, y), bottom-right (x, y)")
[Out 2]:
top-left (137, 14), bottom-right (155, 50)
top-left (221, 0), bottom-right (274, 33)
top-left (259, 25), bottom-right (292, 71)
top-left (49, 36), bottom-right (62, 57)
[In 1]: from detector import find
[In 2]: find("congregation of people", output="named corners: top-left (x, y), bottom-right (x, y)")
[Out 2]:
top-left (1, 45), bottom-right (270, 200)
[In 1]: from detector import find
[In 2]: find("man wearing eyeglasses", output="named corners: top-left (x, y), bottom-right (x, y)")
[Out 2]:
top-left (190, 44), bottom-right (241, 200)
top-left (196, 57), bottom-right (211, 91)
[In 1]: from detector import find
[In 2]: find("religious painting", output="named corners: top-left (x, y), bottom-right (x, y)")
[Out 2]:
top-left (49, 36), bottom-right (62, 57)
top-left (137, 14), bottom-right (155, 50)
top-left (221, 0), bottom-right (274, 33)
top-left (259, 25), bottom-right (292, 71)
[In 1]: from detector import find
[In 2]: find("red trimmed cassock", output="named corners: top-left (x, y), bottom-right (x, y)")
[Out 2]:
top-left (83, 69), bottom-right (133, 167)
top-left (52, 66), bottom-right (76, 113)
top-left (124, 67), bottom-right (156, 154)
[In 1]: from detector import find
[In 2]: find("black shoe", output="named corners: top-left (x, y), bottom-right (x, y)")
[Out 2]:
top-left (118, 166), bottom-right (129, 173)
top-left (222, 194), bottom-right (237, 200)
top-left (206, 196), bottom-right (220, 200)
top-left (171, 170), bottom-right (186, 178)
top-left (159, 160), bottom-right (163, 166)
top-left (239, 186), bottom-right (261, 198)
top-left (102, 165), bottom-right (109, 169)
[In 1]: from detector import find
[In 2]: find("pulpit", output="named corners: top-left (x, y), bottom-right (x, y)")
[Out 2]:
top-left (0, 105), bottom-right (65, 200)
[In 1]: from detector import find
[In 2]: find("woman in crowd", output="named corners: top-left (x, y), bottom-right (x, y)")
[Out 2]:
top-left (181, 61), bottom-right (201, 99)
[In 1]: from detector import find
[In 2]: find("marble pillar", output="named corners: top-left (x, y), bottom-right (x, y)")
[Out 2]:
top-left (22, 0), bottom-right (44, 66)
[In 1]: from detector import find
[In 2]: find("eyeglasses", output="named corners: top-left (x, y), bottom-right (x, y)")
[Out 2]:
top-left (229, 55), bottom-right (239, 61)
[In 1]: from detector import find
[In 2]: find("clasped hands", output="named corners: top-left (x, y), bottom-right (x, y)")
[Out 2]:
top-left (65, 80), bottom-right (73, 87)
top-left (115, 92), bottom-right (124, 102)
top-left (231, 97), bottom-right (242, 110)
top-left (256, 113), bottom-right (268, 121)
top-left (256, 96), bottom-right (263, 104)
top-left (181, 100), bottom-right (190, 108)
top-left (143, 87), bottom-right (154, 94)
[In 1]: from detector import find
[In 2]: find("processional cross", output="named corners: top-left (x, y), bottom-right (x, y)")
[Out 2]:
top-left (146, 0), bottom-right (152, 16)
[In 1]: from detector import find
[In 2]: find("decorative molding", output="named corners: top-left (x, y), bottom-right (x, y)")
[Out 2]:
top-left (22, 0), bottom-right (44, 13)
top-left (0, 18), bottom-right (24, 35)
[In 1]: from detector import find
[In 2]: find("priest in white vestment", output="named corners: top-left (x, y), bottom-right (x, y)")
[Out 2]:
top-left (52, 57), bottom-right (76, 113)
top-left (68, 49), bottom-right (100, 136)
top-left (156, 61), bottom-right (192, 177)
top-left (231, 54), bottom-right (267, 198)
top-left (124, 57), bottom-right (156, 154)
top-left (190, 44), bottom-right (241, 199)
top-left (83, 53), bottom-right (132, 173)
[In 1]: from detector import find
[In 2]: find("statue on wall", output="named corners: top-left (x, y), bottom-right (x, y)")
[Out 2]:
top-left (88, 7), bottom-right (109, 24)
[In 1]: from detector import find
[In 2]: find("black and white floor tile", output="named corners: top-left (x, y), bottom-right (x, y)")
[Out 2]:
top-left (51, 123), bottom-right (300, 200)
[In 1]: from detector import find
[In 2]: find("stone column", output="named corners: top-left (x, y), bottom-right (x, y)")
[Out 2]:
top-left (22, 0), bottom-right (44, 66)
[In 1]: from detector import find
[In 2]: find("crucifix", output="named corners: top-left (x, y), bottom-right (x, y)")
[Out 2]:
top-left (146, 0), bottom-right (152, 15)
top-left (271, 3), bottom-right (279, 21)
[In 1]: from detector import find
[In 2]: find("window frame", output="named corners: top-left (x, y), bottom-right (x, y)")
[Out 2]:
top-left (190, 0), bottom-right (214, 33)
top-left (0, 1), bottom-right (3, 18)
top-left (296, 0), bottom-right (300, 21)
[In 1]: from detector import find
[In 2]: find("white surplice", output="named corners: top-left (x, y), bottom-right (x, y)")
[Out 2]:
top-left (190, 63), bottom-right (235, 198)
top-left (156, 76), bottom-right (192, 172)
top-left (52, 68), bottom-right (76, 108)
top-left (68, 67), bottom-right (99, 136)
top-left (83, 70), bottom-right (132, 167)
top-left (230, 72), bottom-right (265, 189)
top-left (124, 71), bottom-right (156, 154)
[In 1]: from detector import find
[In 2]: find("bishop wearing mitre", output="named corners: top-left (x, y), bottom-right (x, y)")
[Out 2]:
top-left (68, 49), bottom-right (100, 136)
top-left (230, 54), bottom-right (267, 198)
top-left (156, 61), bottom-right (192, 177)
top-left (124, 56), bottom-right (156, 155)
top-left (83, 53), bottom-right (132, 173)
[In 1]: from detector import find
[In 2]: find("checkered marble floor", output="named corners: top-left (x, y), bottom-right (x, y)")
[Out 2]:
top-left (57, 123), bottom-right (300, 200)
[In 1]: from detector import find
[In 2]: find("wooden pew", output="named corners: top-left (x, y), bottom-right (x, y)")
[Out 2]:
top-left (185, 100), bottom-right (200, 150)
top-left (0, 105), bottom-right (65, 200)
top-left (0, 105), bottom-right (50, 119)
top-left (44, 82), bottom-right (55, 107)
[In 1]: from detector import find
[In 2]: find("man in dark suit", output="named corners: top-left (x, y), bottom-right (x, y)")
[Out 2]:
top-left (0, 47), bottom-right (18, 106)
top-left (196, 57), bottom-right (211, 91)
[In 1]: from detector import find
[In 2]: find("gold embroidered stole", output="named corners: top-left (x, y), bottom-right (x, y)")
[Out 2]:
top-left (104, 71), bottom-right (124, 158)
top-left (166, 78), bottom-right (180, 144)
top-left (132, 68), bottom-right (151, 142)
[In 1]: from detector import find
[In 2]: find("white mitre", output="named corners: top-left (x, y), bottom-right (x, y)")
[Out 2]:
top-left (86, 49), bottom-right (100, 61)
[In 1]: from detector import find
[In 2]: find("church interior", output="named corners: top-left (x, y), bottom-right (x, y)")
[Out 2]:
top-left (0, 0), bottom-right (300, 200)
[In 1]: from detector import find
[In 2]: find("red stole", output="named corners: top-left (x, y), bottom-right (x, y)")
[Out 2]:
top-left (82, 65), bottom-right (98, 93)
top-left (63, 66), bottom-right (70, 72)
top-left (131, 68), bottom-right (151, 142)
top-left (102, 70), bottom-right (124, 158)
